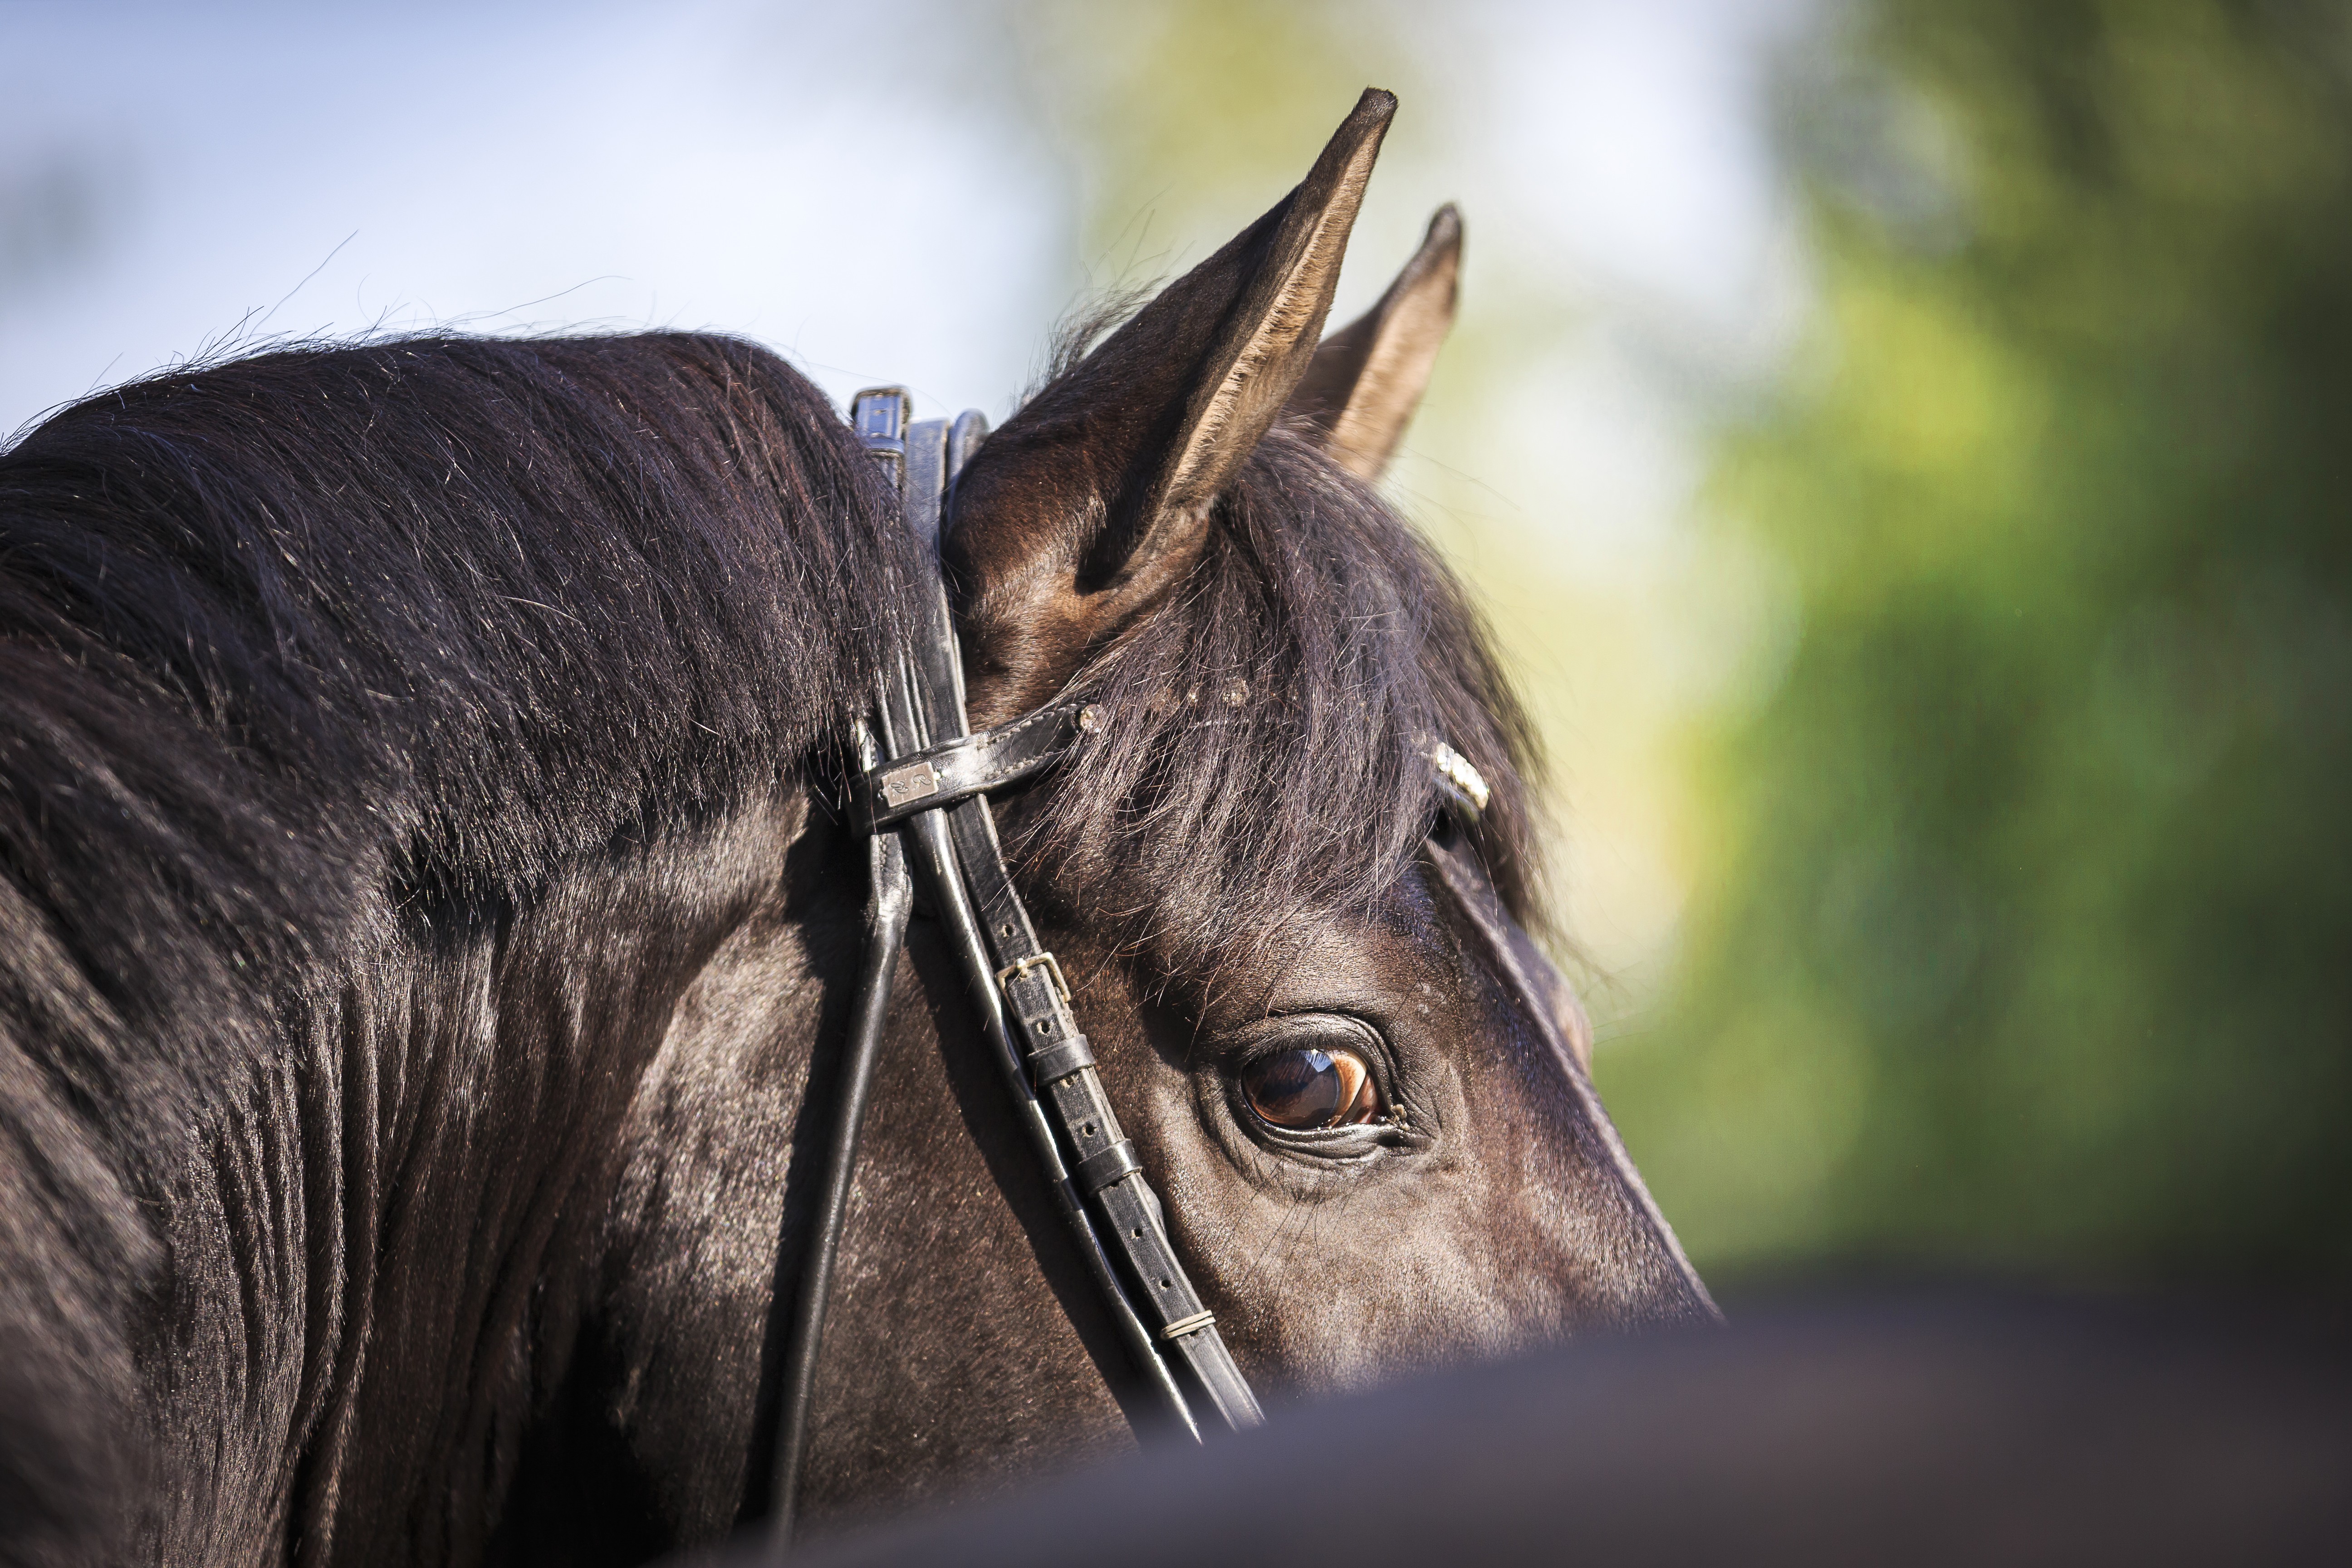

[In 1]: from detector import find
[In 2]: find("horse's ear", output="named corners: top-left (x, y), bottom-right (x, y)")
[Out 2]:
top-left (946, 88), bottom-right (1396, 720)
top-left (1285, 204), bottom-right (1462, 480)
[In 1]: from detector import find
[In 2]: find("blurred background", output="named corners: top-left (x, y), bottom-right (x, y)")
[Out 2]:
top-left (5, 0), bottom-right (2345, 1293)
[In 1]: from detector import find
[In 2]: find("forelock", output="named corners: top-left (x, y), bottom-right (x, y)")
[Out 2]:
top-left (1009, 425), bottom-right (1544, 978)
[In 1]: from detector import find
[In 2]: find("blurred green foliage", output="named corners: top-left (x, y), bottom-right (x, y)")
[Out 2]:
top-left (1602, 0), bottom-right (2352, 1284)
top-left (1013, 0), bottom-right (1418, 263)
top-left (1004, 0), bottom-right (2351, 1286)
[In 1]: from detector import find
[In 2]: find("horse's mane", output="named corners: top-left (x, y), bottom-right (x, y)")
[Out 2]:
top-left (2, 322), bottom-right (1541, 1095)
top-left (0, 334), bottom-right (910, 1542)
top-left (0, 327), bottom-right (1539, 1542)
top-left (2, 331), bottom-right (908, 1127)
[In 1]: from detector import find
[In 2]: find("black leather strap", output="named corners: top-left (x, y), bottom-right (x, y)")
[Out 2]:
top-left (850, 392), bottom-right (1242, 1436)
top-left (859, 701), bottom-right (1098, 831)
top-left (764, 764), bottom-right (911, 1553)
top-left (936, 788), bottom-right (1265, 1430)
top-left (798, 384), bottom-right (1532, 1494)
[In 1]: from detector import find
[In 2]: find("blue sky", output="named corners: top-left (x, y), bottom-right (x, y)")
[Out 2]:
top-left (2, 0), bottom-right (1805, 435)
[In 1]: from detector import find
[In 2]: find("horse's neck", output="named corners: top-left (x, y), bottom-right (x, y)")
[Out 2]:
top-left (153, 793), bottom-right (822, 1565)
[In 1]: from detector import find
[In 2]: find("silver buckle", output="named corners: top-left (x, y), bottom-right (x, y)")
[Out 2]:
top-left (995, 951), bottom-right (1072, 1005)
top-left (850, 387), bottom-right (909, 472)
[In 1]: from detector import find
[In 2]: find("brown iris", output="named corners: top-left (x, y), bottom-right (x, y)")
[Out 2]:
top-left (1240, 1046), bottom-right (1382, 1130)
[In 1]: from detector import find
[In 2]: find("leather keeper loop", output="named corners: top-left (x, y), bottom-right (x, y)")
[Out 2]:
top-left (1025, 1036), bottom-right (1095, 1087)
top-left (1073, 1139), bottom-right (1142, 1195)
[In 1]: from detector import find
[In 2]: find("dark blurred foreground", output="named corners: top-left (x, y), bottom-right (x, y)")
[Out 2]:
top-left (698, 1292), bottom-right (2347, 1567)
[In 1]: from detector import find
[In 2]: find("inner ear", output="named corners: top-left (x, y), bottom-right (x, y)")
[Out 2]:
top-left (1286, 204), bottom-right (1463, 481)
top-left (944, 88), bottom-right (1397, 722)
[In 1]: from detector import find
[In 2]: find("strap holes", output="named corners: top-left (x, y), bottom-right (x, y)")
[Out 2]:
top-left (1000, 924), bottom-right (1014, 937)
top-left (1081, 1121), bottom-right (1097, 1137)
top-left (1035, 1019), bottom-right (1053, 1035)
top-left (1159, 1278), bottom-right (1173, 1289)
top-left (1131, 1226), bottom-right (1143, 1238)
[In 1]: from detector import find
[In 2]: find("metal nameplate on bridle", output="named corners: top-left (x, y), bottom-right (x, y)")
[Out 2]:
top-left (876, 760), bottom-right (939, 808)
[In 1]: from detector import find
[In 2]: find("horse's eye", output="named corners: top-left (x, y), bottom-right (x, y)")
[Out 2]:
top-left (1240, 1046), bottom-right (1381, 1130)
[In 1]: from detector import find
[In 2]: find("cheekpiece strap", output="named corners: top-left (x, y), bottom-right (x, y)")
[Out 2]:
top-left (842, 384), bottom-right (1264, 1441)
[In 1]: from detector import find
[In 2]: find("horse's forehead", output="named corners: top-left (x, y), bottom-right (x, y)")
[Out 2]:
top-left (1107, 858), bottom-right (1459, 1028)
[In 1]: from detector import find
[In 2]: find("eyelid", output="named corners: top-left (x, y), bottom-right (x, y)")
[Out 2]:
top-left (1228, 1010), bottom-right (1387, 1053)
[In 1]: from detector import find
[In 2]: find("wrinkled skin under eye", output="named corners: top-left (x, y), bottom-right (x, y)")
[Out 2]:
top-left (1240, 1046), bottom-right (1382, 1130)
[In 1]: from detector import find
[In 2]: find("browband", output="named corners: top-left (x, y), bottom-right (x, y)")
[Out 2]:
top-left (861, 707), bottom-right (1490, 837)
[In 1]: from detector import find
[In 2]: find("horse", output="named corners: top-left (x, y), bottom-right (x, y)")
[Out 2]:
top-left (0, 88), bottom-right (1710, 1567)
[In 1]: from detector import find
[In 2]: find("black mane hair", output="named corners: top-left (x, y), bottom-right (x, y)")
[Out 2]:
top-left (0, 333), bottom-right (909, 1548)
top-left (0, 327), bottom-right (1540, 1549)
top-left (2, 328), bottom-right (910, 1093)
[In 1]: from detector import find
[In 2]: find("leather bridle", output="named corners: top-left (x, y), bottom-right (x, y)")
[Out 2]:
top-left (764, 388), bottom-right (1492, 1548)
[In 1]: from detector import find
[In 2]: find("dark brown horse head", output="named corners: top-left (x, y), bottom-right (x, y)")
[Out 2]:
top-left (0, 89), bottom-right (1707, 1568)
top-left (763, 87), bottom-right (1715, 1521)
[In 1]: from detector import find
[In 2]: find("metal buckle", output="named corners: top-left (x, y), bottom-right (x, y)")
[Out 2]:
top-left (995, 951), bottom-right (1072, 1005)
top-left (850, 387), bottom-right (910, 470)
